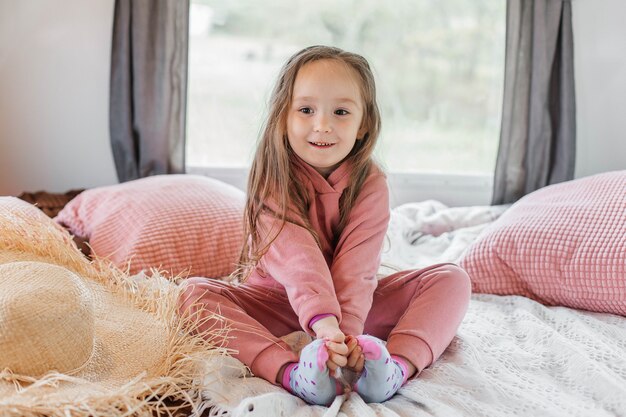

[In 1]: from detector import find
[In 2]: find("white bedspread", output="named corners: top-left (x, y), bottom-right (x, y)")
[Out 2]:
top-left (379, 200), bottom-right (508, 274)
top-left (195, 201), bottom-right (626, 417)
top-left (199, 295), bottom-right (626, 417)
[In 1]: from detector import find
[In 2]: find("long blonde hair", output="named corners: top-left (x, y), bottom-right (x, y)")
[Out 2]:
top-left (236, 45), bottom-right (382, 282)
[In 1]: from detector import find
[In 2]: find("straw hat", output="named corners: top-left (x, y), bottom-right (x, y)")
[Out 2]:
top-left (0, 197), bottom-right (225, 416)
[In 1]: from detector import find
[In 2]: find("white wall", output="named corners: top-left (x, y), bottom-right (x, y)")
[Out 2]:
top-left (0, 0), bottom-right (117, 196)
top-left (0, 0), bottom-right (624, 199)
top-left (572, 0), bottom-right (626, 178)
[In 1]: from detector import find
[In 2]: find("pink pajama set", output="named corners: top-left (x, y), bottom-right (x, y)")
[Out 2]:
top-left (179, 158), bottom-right (471, 384)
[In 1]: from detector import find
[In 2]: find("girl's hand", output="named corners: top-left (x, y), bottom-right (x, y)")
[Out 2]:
top-left (344, 335), bottom-right (365, 373)
top-left (311, 316), bottom-right (348, 376)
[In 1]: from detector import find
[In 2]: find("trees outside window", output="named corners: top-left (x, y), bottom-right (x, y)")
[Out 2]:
top-left (187, 0), bottom-right (505, 175)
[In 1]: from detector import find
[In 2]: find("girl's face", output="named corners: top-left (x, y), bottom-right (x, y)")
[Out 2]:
top-left (286, 59), bottom-right (366, 177)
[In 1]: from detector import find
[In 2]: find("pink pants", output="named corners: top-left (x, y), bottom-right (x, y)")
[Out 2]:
top-left (178, 263), bottom-right (471, 385)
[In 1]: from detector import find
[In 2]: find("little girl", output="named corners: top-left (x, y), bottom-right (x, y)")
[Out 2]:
top-left (179, 45), bottom-right (471, 405)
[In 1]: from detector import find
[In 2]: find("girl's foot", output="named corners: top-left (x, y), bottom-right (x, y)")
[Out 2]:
top-left (352, 335), bottom-right (407, 403)
top-left (282, 339), bottom-right (342, 406)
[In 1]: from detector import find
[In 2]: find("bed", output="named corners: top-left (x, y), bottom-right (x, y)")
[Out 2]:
top-left (9, 172), bottom-right (626, 417)
top-left (196, 199), bottom-right (626, 417)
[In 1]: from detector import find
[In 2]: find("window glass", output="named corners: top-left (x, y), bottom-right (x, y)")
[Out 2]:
top-left (187, 0), bottom-right (505, 174)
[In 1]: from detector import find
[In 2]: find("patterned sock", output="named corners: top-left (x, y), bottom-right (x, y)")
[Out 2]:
top-left (352, 335), bottom-right (406, 403)
top-left (281, 339), bottom-right (342, 406)
top-left (390, 355), bottom-right (411, 385)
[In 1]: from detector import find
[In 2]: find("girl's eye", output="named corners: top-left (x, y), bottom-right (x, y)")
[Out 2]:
top-left (335, 109), bottom-right (349, 116)
top-left (299, 107), bottom-right (313, 114)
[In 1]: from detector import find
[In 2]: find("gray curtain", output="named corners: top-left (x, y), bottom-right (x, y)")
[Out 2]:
top-left (492, 0), bottom-right (576, 205)
top-left (109, 0), bottom-right (189, 182)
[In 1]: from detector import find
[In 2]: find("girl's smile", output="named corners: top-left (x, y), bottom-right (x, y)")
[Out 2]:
top-left (287, 59), bottom-right (366, 177)
top-left (309, 141), bottom-right (335, 148)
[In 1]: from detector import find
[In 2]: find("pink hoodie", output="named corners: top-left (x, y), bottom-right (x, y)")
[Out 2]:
top-left (246, 157), bottom-right (390, 336)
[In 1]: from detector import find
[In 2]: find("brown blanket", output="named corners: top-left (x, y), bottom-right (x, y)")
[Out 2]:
top-left (18, 189), bottom-right (84, 218)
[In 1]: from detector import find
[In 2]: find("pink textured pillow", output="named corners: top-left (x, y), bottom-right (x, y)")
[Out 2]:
top-left (55, 175), bottom-right (245, 278)
top-left (460, 171), bottom-right (626, 316)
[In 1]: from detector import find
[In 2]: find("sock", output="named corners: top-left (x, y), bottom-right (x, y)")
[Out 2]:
top-left (390, 355), bottom-right (411, 385)
top-left (281, 338), bottom-right (342, 406)
top-left (352, 335), bottom-right (406, 403)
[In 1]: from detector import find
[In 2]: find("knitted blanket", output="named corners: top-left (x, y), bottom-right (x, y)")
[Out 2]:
top-left (198, 294), bottom-right (626, 417)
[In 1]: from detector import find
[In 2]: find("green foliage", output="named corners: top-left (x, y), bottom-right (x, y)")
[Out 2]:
top-left (187, 0), bottom-right (505, 173)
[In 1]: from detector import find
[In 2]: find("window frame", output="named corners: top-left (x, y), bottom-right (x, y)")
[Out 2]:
top-left (186, 1), bottom-right (503, 207)
top-left (186, 165), bottom-right (493, 208)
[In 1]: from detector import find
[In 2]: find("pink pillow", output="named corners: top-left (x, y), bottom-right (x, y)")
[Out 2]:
top-left (460, 171), bottom-right (626, 316)
top-left (55, 175), bottom-right (245, 278)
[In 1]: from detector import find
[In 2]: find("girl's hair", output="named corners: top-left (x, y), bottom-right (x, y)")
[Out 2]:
top-left (235, 45), bottom-right (382, 282)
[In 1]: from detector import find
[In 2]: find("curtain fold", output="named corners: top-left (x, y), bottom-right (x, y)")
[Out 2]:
top-left (109, 0), bottom-right (189, 183)
top-left (492, 0), bottom-right (576, 205)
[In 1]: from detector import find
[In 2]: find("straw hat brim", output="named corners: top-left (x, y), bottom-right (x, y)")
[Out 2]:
top-left (0, 197), bottom-right (228, 416)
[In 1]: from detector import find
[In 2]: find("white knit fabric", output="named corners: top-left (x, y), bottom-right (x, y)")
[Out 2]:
top-left (197, 294), bottom-right (626, 417)
top-left (192, 202), bottom-right (626, 417)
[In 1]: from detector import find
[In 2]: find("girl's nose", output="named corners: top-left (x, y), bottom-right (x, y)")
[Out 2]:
top-left (314, 115), bottom-right (332, 133)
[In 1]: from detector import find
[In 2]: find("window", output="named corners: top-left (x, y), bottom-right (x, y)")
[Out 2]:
top-left (186, 1), bottom-right (505, 200)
